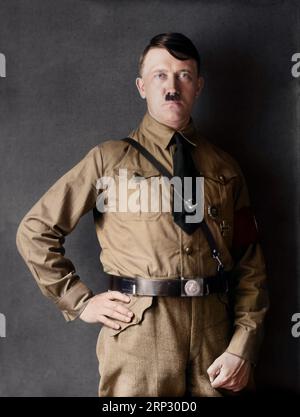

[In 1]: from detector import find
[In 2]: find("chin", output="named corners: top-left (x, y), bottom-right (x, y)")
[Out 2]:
top-left (163, 110), bottom-right (186, 122)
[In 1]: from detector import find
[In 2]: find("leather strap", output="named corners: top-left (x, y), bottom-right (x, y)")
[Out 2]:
top-left (109, 273), bottom-right (230, 297)
top-left (122, 137), bottom-right (224, 271)
top-left (123, 137), bottom-right (174, 180)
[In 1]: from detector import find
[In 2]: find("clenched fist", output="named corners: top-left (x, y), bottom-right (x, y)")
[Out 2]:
top-left (207, 351), bottom-right (251, 392)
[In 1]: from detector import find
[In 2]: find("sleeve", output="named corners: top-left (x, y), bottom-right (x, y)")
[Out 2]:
top-left (16, 145), bottom-right (103, 321)
top-left (225, 165), bottom-right (270, 364)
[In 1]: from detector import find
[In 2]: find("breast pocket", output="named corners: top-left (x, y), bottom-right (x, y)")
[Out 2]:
top-left (111, 167), bottom-right (164, 221)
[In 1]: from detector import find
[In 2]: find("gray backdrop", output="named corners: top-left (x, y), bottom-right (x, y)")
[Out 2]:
top-left (0, 0), bottom-right (299, 396)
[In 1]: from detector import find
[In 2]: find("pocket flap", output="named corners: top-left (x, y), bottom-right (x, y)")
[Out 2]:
top-left (203, 169), bottom-right (238, 184)
top-left (113, 167), bottom-right (161, 179)
top-left (107, 295), bottom-right (153, 336)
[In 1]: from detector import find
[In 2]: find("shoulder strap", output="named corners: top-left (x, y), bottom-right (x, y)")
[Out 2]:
top-left (121, 137), bottom-right (224, 272)
top-left (123, 137), bottom-right (173, 179)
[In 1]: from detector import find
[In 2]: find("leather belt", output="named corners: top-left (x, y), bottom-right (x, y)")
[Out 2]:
top-left (108, 272), bottom-right (230, 297)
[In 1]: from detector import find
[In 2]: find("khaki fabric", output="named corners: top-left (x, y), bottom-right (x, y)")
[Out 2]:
top-left (96, 293), bottom-right (254, 397)
top-left (16, 110), bottom-right (269, 376)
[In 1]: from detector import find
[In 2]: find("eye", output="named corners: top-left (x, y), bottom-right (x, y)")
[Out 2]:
top-left (178, 72), bottom-right (191, 80)
top-left (155, 72), bottom-right (167, 80)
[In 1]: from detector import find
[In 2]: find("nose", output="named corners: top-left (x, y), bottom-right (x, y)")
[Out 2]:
top-left (165, 74), bottom-right (179, 95)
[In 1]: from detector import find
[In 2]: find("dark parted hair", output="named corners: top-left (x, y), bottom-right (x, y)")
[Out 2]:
top-left (138, 32), bottom-right (201, 77)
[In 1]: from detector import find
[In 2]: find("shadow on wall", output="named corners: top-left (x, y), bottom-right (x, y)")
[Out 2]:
top-left (193, 44), bottom-right (299, 392)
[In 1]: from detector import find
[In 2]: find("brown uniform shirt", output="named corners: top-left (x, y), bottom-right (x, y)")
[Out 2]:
top-left (16, 110), bottom-right (269, 364)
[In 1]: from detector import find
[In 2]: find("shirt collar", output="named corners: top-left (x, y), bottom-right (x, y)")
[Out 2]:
top-left (137, 110), bottom-right (199, 149)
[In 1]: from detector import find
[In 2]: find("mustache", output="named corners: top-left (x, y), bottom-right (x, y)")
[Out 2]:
top-left (165, 92), bottom-right (180, 101)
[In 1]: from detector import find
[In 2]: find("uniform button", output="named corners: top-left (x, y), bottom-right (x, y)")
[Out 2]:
top-left (208, 205), bottom-right (219, 219)
top-left (218, 174), bottom-right (225, 182)
top-left (184, 246), bottom-right (193, 255)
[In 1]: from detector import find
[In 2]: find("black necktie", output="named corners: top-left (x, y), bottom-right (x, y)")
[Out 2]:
top-left (171, 132), bottom-right (202, 235)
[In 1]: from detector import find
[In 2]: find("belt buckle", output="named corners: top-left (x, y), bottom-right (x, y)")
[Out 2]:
top-left (181, 277), bottom-right (204, 296)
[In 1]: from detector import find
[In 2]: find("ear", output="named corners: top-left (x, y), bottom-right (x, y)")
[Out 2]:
top-left (195, 76), bottom-right (204, 98)
top-left (136, 77), bottom-right (146, 99)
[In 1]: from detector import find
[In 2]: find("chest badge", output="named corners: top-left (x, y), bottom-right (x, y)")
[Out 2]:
top-left (208, 205), bottom-right (220, 219)
top-left (220, 220), bottom-right (231, 236)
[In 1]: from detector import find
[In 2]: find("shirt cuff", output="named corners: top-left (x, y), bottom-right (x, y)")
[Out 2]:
top-left (226, 325), bottom-right (263, 365)
top-left (54, 280), bottom-right (94, 321)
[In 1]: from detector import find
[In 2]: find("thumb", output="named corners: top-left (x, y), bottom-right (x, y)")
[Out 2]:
top-left (207, 360), bottom-right (221, 383)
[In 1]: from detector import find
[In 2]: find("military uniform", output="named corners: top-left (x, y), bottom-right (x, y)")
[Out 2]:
top-left (16, 111), bottom-right (269, 396)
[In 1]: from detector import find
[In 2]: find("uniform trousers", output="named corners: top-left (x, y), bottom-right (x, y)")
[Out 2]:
top-left (96, 291), bottom-right (255, 397)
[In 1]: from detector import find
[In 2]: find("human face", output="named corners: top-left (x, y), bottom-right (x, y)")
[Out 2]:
top-left (136, 47), bottom-right (204, 130)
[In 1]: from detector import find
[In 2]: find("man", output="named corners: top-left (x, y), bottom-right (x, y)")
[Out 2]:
top-left (16, 32), bottom-right (269, 397)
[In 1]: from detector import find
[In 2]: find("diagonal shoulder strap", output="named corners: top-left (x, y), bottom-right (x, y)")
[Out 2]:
top-left (121, 137), bottom-right (224, 272)
top-left (122, 137), bottom-right (173, 180)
